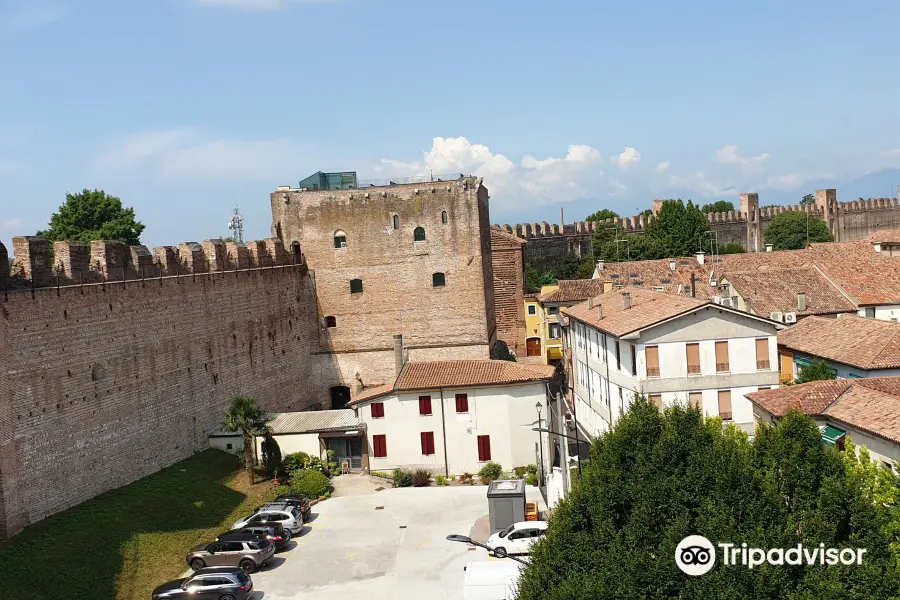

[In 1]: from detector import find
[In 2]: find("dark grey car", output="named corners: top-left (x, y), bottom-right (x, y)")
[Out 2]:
top-left (152, 566), bottom-right (253, 600)
top-left (186, 533), bottom-right (275, 573)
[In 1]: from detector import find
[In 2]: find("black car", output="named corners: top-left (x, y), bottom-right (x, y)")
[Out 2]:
top-left (152, 566), bottom-right (253, 600)
top-left (259, 495), bottom-right (311, 520)
top-left (220, 523), bottom-right (291, 549)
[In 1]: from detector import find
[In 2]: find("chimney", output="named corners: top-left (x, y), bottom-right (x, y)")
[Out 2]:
top-left (596, 260), bottom-right (604, 272)
top-left (623, 292), bottom-right (632, 310)
top-left (603, 281), bottom-right (613, 293)
top-left (745, 297), bottom-right (753, 313)
top-left (797, 293), bottom-right (807, 312)
top-left (695, 251), bottom-right (705, 266)
top-left (588, 296), bottom-right (595, 309)
top-left (393, 333), bottom-right (404, 375)
top-left (873, 242), bottom-right (882, 253)
top-left (765, 244), bottom-right (774, 253)
top-left (598, 304), bottom-right (604, 319)
top-left (690, 272), bottom-right (696, 298)
top-left (668, 258), bottom-right (676, 272)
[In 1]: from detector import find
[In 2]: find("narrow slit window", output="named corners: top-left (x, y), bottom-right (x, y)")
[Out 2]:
top-left (392, 215), bottom-right (400, 229)
top-left (441, 210), bottom-right (448, 224)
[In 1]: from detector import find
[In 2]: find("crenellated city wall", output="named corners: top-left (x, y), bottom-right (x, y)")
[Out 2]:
top-left (494, 190), bottom-right (900, 271)
top-left (0, 235), bottom-right (327, 539)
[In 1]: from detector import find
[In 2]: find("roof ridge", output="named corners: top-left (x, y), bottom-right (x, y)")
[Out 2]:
top-left (812, 263), bottom-right (859, 306)
top-left (870, 328), bottom-right (900, 368)
top-left (818, 379), bottom-right (855, 413)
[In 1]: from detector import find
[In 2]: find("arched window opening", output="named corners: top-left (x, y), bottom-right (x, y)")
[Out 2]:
top-left (414, 227), bottom-right (426, 242)
top-left (334, 230), bottom-right (347, 249)
top-left (432, 272), bottom-right (446, 287)
top-left (291, 241), bottom-right (302, 264)
top-left (350, 279), bottom-right (363, 293)
top-left (392, 215), bottom-right (400, 229)
top-left (324, 316), bottom-right (337, 328)
top-left (441, 211), bottom-right (448, 225)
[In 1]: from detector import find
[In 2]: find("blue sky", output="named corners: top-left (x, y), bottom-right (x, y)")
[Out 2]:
top-left (2, 0), bottom-right (900, 250)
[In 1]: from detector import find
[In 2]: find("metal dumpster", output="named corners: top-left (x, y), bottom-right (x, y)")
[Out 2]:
top-left (487, 479), bottom-right (526, 534)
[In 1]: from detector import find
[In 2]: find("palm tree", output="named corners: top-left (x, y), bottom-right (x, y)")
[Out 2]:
top-left (222, 395), bottom-right (269, 481)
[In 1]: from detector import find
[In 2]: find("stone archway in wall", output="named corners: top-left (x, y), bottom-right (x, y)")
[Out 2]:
top-left (330, 386), bottom-right (351, 410)
top-left (290, 241), bottom-right (301, 264)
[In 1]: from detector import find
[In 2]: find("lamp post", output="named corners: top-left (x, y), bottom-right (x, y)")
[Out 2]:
top-left (536, 401), bottom-right (545, 487)
top-left (532, 427), bottom-right (582, 476)
top-left (445, 534), bottom-right (529, 565)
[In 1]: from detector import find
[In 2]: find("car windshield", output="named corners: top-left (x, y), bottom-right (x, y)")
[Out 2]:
top-left (498, 525), bottom-right (514, 538)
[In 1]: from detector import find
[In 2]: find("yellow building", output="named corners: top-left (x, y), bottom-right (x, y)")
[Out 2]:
top-left (526, 280), bottom-right (607, 365)
top-left (524, 293), bottom-right (544, 361)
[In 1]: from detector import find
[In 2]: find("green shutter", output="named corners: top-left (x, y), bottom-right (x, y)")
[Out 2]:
top-left (820, 424), bottom-right (846, 446)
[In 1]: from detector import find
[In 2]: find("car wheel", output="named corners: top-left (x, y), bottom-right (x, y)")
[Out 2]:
top-left (239, 559), bottom-right (256, 573)
top-left (219, 596), bottom-right (236, 600)
top-left (283, 529), bottom-right (292, 542)
top-left (493, 546), bottom-right (508, 558)
top-left (190, 558), bottom-right (206, 571)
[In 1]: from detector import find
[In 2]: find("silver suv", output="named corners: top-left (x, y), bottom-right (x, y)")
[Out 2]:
top-left (232, 502), bottom-right (304, 535)
top-left (186, 533), bottom-right (275, 573)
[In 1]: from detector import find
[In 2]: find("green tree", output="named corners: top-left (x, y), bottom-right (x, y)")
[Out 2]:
top-left (595, 234), bottom-right (668, 262)
top-left (795, 358), bottom-right (836, 383)
top-left (222, 395), bottom-right (270, 480)
top-left (38, 189), bottom-right (145, 245)
top-left (552, 252), bottom-right (590, 281)
top-left (640, 208), bottom-right (653, 218)
top-left (720, 242), bottom-right (746, 254)
top-left (764, 211), bottom-right (833, 250)
top-left (700, 200), bottom-right (735, 214)
top-left (585, 209), bottom-right (619, 222)
top-left (221, 236), bottom-right (235, 242)
top-left (517, 399), bottom-right (900, 600)
top-left (644, 199), bottom-right (710, 257)
top-left (800, 193), bottom-right (816, 205)
top-left (525, 263), bottom-right (554, 293)
top-left (261, 433), bottom-right (282, 478)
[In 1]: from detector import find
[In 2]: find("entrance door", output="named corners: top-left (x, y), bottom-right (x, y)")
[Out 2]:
top-left (330, 386), bottom-right (351, 410)
top-left (526, 338), bottom-right (541, 357)
top-left (326, 437), bottom-right (363, 472)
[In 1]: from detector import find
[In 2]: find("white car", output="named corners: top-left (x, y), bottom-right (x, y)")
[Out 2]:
top-left (486, 521), bottom-right (548, 556)
top-left (232, 503), bottom-right (304, 535)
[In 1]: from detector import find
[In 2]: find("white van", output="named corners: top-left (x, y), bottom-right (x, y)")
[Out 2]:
top-left (462, 560), bottom-right (523, 600)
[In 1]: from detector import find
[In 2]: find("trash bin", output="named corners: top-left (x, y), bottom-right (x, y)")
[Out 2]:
top-left (487, 479), bottom-right (526, 534)
top-left (525, 502), bottom-right (538, 522)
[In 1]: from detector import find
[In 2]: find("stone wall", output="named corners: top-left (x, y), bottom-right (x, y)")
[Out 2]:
top-left (0, 237), bottom-right (324, 539)
top-left (270, 177), bottom-right (496, 395)
top-left (490, 230), bottom-right (526, 358)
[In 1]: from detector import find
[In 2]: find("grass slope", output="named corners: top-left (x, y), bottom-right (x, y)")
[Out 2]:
top-left (0, 449), bottom-right (277, 600)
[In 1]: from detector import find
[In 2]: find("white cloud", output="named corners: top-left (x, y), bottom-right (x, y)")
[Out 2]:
top-left (1, 217), bottom-right (23, 231)
top-left (1, 2), bottom-right (68, 31)
top-left (379, 137), bottom-right (606, 209)
top-left (655, 161), bottom-right (670, 171)
top-left (195, 0), bottom-right (337, 9)
top-left (714, 144), bottom-right (770, 167)
top-left (93, 128), bottom-right (312, 182)
top-left (611, 147), bottom-right (641, 169)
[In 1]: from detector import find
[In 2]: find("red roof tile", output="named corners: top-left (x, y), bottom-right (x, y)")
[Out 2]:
top-left (777, 315), bottom-right (900, 369)
top-left (723, 268), bottom-right (855, 316)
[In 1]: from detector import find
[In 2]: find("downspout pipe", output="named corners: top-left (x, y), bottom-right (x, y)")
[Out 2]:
top-left (440, 387), bottom-right (449, 478)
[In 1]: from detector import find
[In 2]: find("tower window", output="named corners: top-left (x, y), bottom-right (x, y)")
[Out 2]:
top-left (392, 215), bottom-right (400, 229)
top-left (414, 227), bottom-right (426, 242)
top-left (334, 230), bottom-right (347, 249)
top-left (350, 279), bottom-right (363, 294)
top-left (432, 272), bottom-right (446, 287)
top-left (441, 211), bottom-right (448, 224)
top-left (325, 316), bottom-right (337, 328)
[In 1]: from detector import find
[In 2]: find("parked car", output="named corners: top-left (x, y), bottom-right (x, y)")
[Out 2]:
top-left (186, 532), bottom-right (275, 573)
top-left (269, 494), bottom-right (312, 521)
top-left (152, 566), bottom-right (254, 599)
top-left (486, 521), bottom-right (549, 556)
top-left (233, 502), bottom-right (304, 535)
top-left (219, 523), bottom-right (291, 549)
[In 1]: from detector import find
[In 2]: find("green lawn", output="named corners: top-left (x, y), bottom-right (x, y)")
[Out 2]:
top-left (0, 449), bottom-right (278, 600)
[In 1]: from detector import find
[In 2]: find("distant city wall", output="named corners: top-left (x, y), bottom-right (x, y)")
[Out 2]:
top-left (0, 236), bottom-right (325, 539)
top-left (494, 190), bottom-right (900, 271)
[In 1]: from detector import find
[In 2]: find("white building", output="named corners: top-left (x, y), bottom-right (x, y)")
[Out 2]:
top-left (350, 360), bottom-right (555, 476)
top-left (777, 315), bottom-right (900, 381)
top-left (562, 287), bottom-right (784, 438)
top-left (746, 377), bottom-right (900, 473)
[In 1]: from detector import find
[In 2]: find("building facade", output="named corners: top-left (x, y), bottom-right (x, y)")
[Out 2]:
top-left (563, 287), bottom-right (783, 438)
top-left (350, 360), bottom-right (554, 476)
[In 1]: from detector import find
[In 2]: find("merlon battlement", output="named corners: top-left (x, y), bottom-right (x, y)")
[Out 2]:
top-left (1, 236), bottom-right (304, 289)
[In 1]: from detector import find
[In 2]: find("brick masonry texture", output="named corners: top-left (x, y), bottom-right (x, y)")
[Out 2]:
top-left (270, 178), bottom-right (497, 395)
top-left (0, 265), bottom-right (322, 539)
top-left (490, 230), bottom-right (526, 357)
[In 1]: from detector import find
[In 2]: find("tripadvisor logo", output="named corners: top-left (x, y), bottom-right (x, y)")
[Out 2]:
top-left (675, 535), bottom-right (867, 576)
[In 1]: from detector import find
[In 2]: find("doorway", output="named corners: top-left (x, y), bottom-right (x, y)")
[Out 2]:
top-left (326, 437), bottom-right (363, 472)
top-left (330, 386), bottom-right (351, 410)
top-left (290, 241), bottom-right (301, 264)
top-left (526, 337), bottom-right (542, 357)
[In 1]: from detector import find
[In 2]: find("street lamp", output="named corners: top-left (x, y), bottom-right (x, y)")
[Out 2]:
top-left (535, 401), bottom-right (545, 487)
top-left (445, 534), bottom-right (529, 565)
top-left (532, 427), bottom-right (583, 476)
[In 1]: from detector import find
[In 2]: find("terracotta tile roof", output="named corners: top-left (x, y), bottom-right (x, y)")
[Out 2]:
top-left (538, 279), bottom-right (605, 303)
top-left (723, 268), bottom-right (856, 317)
top-left (348, 360), bottom-right (555, 405)
top-left (777, 315), bottom-right (900, 370)
top-left (562, 287), bottom-right (710, 337)
top-left (746, 376), bottom-right (900, 445)
top-left (491, 229), bottom-right (526, 248)
top-left (865, 228), bottom-right (900, 244)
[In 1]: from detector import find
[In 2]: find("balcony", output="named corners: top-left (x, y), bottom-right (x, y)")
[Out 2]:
top-left (687, 364), bottom-right (701, 375)
top-left (720, 411), bottom-right (733, 421)
top-left (716, 362), bottom-right (730, 373)
top-left (757, 360), bottom-right (770, 370)
top-left (646, 367), bottom-right (660, 378)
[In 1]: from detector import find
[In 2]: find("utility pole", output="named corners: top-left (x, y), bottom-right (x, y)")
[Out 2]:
top-left (228, 205), bottom-right (244, 243)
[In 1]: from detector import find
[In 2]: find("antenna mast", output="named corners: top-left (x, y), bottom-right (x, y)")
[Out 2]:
top-left (227, 204), bottom-right (244, 243)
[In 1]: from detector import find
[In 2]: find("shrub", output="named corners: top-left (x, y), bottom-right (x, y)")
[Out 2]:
top-left (281, 452), bottom-right (310, 475)
top-left (371, 471), bottom-right (393, 479)
top-left (412, 469), bottom-right (432, 487)
top-left (513, 466), bottom-right (528, 478)
top-left (459, 472), bottom-right (473, 484)
top-left (436, 475), bottom-right (448, 486)
top-left (526, 475), bottom-right (538, 486)
top-left (393, 468), bottom-right (413, 487)
top-left (289, 469), bottom-right (331, 499)
top-left (525, 464), bottom-right (537, 476)
top-left (477, 462), bottom-right (503, 483)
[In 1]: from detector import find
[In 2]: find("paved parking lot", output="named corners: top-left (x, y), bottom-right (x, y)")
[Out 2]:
top-left (248, 483), bottom-right (545, 599)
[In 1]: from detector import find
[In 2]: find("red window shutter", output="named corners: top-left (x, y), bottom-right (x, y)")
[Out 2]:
top-left (419, 396), bottom-right (432, 415)
top-left (455, 393), bottom-right (469, 413)
top-left (477, 435), bottom-right (491, 461)
top-left (421, 432), bottom-right (435, 455)
top-left (373, 434), bottom-right (386, 458)
top-left (371, 402), bottom-right (384, 418)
